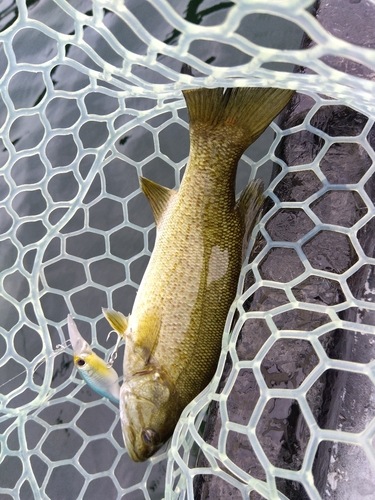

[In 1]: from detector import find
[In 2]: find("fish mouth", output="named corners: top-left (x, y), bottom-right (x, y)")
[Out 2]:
top-left (123, 426), bottom-right (155, 462)
top-left (126, 440), bottom-right (160, 462)
top-left (126, 442), bottom-right (143, 462)
top-left (123, 426), bottom-right (138, 460)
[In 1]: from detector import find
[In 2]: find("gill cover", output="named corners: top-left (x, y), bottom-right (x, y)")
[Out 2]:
top-left (120, 369), bottom-right (180, 461)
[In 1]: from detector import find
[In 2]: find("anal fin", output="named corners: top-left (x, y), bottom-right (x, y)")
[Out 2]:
top-left (236, 179), bottom-right (264, 261)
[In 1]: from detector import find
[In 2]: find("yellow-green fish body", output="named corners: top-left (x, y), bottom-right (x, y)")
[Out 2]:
top-left (105, 86), bottom-right (294, 461)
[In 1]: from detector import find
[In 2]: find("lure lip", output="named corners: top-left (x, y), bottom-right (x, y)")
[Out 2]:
top-left (67, 314), bottom-right (92, 355)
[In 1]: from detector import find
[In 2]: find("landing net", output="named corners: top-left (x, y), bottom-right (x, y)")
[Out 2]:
top-left (0, 1), bottom-right (375, 499)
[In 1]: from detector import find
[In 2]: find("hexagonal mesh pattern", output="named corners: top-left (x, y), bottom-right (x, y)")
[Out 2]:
top-left (0, 1), bottom-right (375, 499)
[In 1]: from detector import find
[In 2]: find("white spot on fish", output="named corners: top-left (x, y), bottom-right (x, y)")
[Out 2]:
top-left (207, 246), bottom-right (229, 286)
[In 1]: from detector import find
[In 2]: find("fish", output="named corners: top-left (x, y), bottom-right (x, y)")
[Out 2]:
top-left (67, 314), bottom-right (120, 404)
top-left (103, 86), bottom-right (295, 461)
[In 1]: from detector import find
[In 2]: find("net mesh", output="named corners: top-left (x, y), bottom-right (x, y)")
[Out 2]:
top-left (1, 0), bottom-right (375, 499)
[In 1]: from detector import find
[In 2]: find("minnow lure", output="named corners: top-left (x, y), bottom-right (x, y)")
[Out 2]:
top-left (67, 314), bottom-right (120, 404)
top-left (101, 86), bottom-right (295, 461)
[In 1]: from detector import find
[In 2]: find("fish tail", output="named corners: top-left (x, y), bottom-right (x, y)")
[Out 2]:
top-left (182, 86), bottom-right (294, 151)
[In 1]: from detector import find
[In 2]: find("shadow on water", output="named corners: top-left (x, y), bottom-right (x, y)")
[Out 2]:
top-left (163, 0), bottom-right (235, 52)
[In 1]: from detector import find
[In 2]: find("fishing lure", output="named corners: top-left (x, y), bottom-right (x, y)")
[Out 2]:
top-left (67, 314), bottom-right (120, 404)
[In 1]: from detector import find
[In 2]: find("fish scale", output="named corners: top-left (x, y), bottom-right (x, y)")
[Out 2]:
top-left (103, 86), bottom-right (295, 461)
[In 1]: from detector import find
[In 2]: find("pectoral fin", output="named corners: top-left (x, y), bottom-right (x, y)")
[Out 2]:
top-left (102, 308), bottom-right (129, 338)
top-left (140, 176), bottom-right (176, 227)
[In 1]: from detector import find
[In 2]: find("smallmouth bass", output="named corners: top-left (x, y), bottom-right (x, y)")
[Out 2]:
top-left (104, 86), bottom-right (294, 461)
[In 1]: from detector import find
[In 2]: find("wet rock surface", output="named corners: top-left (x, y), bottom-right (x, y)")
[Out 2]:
top-left (195, 0), bottom-right (375, 498)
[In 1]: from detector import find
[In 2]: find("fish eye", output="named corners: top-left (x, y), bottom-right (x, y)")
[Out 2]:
top-left (76, 358), bottom-right (85, 367)
top-left (141, 428), bottom-right (160, 446)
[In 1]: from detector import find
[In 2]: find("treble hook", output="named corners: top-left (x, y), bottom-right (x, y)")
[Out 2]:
top-left (106, 330), bottom-right (123, 368)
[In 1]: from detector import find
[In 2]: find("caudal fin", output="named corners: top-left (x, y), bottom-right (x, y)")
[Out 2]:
top-left (182, 86), bottom-right (294, 150)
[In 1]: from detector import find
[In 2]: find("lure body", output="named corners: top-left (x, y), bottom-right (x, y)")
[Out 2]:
top-left (68, 315), bottom-right (120, 404)
top-left (104, 87), bottom-right (295, 461)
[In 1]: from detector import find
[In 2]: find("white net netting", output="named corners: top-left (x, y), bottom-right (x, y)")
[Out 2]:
top-left (1, 0), bottom-right (375, 499)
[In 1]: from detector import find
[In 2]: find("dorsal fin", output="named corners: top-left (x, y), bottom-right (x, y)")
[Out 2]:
top-left (139, 177), bottom-right (176, 227)
top-left (236, 179), bottom-right (264, 262)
